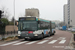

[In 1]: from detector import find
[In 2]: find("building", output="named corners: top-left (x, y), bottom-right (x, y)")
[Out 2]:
top-left (25, 8), bottom-right (39, 18)
top-left (64, 4), bottom-right (68, 27)
top-left (68, 0), bottom-right (75, 27)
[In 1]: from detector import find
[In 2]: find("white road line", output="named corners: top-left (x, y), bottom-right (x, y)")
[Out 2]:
top-left (44, 37), bottom-right (53, 39)
top-left (57, 37), bottom-right (66, 40)
top-left (59, 40), bottom-right (66, 44)
top-left (48, 40), bottom-right (57, 44)
top-left (37, 40), bottom-right (48, 44)
top-left (48, 37), bottom-right (53, 39)
top-left (13, 41), bottom-right (28, 45)
top-left (0, 41), bottom-right (19, 46)
top-left (26, 41), bottom-right (37, 45)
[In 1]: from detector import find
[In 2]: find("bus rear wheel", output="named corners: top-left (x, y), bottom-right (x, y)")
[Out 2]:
top-left (40, 34), bottom-right (44, 39)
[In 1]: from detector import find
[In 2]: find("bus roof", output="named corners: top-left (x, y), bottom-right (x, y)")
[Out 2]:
top-left (36, 18), bottom-right (55, 23)
top-left (36, 18), bottom-right (49, 22)
top-left (18, 17), bottom-right (55, 23)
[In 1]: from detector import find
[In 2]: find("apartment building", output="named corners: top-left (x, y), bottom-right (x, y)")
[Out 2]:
top-left (64, 4), bottom-right (68, 26)
top-left (68, 0), bottom-right (75, 27)
top-left (25, 8), bottom-right (39, 18)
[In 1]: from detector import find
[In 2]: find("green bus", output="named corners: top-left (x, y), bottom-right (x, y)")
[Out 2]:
top-left (18, 17), bottom-right (55, 40)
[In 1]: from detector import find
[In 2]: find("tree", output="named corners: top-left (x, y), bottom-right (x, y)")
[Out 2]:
top-left (1, 18), bottom-right (9, 25)
top-left (0, 18), bottom-right (9, 32)
top-left (8, 21), bottom-right (14, 25)
top-left (0, 6), bottom-right (10, 20)
top-left (11, 17), bottom-right (15, 23)
top-left (59, 22), bottom-right (65, 27)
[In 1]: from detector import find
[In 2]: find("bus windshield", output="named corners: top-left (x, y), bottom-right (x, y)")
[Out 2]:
top-left (18, 21), bottom-right (37, 31)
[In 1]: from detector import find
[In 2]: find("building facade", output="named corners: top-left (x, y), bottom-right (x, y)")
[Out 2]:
top-left (25, 8), bottom-right (39, 18)
top-left (68, 0), bottom-right (75, 27)
top-left (64, 4), bottom-right (68, 27)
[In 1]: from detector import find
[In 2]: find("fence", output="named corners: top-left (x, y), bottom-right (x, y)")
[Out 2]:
top-left (0, 31), bottom-right (18, 40)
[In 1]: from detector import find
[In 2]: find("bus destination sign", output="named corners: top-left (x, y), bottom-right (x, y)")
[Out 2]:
top-left (19, 17), bottom-right (36, 21)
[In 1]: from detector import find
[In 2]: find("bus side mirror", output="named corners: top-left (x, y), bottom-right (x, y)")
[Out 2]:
top-left (16, 21), bottom-right (18, 27)
top-left (37, 21), bottom-right (40, 24)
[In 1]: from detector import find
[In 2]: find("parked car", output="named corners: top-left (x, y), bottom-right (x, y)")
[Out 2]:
top-left (59, 27), bottom-right (62, 30)
top-left (67, 28), bottom-right (71, 31)
top-left (71, 28), bottom-right (75, 32)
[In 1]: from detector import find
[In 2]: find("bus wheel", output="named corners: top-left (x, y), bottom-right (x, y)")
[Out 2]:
top-left (53, 33), bottom-right (55, 35)
top-left (25, 38), bottom-right (28, 40)
top-left (41, 34), bottom-right (44, 39)
top-left (53, 31), bottom-right (55, 35)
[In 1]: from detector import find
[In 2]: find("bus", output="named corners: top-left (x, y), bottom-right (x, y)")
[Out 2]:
top-left (18, 17), bottom-right (55, 40)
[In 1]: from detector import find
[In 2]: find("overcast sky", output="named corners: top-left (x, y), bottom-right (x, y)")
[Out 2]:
top-left (0, 0), bottom-right (67, 21)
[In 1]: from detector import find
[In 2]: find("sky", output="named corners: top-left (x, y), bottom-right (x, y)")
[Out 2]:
top-left (0, 0), bottom-right (67, 21)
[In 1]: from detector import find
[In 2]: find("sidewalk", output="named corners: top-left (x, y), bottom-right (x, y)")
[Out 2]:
top-left (69, 32), bottom-right (75, 50)
top-left (0, 38), bottom-right (20, 45)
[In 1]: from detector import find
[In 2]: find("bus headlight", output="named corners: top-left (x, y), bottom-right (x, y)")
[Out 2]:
top-left (34, 34), bottom-right (38, 36)
top-left (18, 31), bottom-right (21, 36)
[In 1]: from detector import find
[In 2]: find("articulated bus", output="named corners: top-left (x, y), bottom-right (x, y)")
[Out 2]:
top-left (18, 17), bottom-right (56, 40)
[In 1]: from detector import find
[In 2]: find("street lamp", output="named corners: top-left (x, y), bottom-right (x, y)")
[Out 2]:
top-left (13, 0), bottom-right (15, 31)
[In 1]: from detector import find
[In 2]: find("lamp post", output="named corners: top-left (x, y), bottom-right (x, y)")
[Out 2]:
top-left (13, 0), bottom-right (15, 31)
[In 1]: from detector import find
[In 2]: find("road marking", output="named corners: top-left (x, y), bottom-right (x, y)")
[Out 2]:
top-left (48, 37), bottom-right (53, 39)
top-left (26, 41), bottom-right (37, 45)
top-left (48, 40), bottom-right (57, 44)
top-left (0, 41), bottom-right (19, 46)
top-left (57, 37), bottom-right (66, 40)
top-left (44, 37), bottom-right (53, 39)
top-left (13, 41), bottom-right (28, 45)
top-left (59, 40), bottom-right (66, 44)
top-left (37, 40), bottom-right (48, 44)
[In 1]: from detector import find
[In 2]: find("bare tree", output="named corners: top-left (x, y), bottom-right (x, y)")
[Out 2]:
top-left (0, 6), bottom-right (11, 20)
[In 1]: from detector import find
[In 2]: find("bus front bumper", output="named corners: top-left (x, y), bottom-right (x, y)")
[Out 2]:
top-left (18, 34), bottom-right (42, 39)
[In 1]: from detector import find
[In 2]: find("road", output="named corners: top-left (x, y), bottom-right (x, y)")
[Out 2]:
top-left (0, 30), bottom-right (72, 50)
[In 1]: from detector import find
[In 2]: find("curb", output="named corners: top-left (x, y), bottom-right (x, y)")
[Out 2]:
top-left (0, 39), bottom-right (20, 44)
top-left (69, 33), bottom-right (74, 50)
top-left (69, 32), bottom-right (75, 50)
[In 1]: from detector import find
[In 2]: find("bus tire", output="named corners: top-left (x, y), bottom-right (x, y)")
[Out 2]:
top-left (25, 38), bottom-right (28, 40)
top-left (41, 33), bottom-right (44, 38)
top-left (53, 31), bottom-right (55, 35)
top-left (53, 33), bottom-right (54, 35)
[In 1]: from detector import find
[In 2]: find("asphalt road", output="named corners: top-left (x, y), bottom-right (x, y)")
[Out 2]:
top-left (0, 30), bottom-right (72, 50)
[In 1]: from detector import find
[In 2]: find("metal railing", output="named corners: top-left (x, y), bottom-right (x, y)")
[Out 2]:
top-left (0, 31), bottom-right (18, 40)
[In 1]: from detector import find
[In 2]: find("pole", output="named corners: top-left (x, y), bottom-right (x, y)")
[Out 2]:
top-left (13, 0), bottom-right (15, 31)
top-left (50, 21), bottom-right (52, 34)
